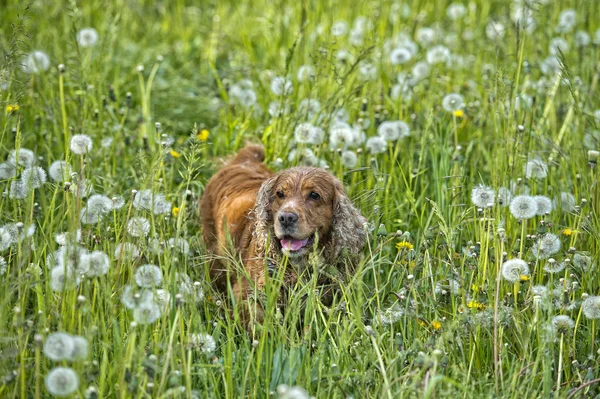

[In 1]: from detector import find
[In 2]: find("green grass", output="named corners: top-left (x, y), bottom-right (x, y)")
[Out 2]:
top-left (1, 0), bottom-right (600, 397)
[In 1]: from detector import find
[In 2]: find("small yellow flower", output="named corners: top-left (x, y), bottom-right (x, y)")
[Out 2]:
top-left (467, 300), bottom-right (486, 310)
top-left (169, 150), bottom-right (181, 158)
top-left (562, 228), bottom-right (574, 236)
top-left (520, 274), bottom-right (530, 281)
top-left (431, 320), bottom-right (441, 330)
top-left (6, 104), bottom-right (20, 113)
top-left (172, 207), bottom-right (180, 217)
top-left (197, 129), bottom-right (209, 141)
top-left (453, 109), bottom-right (464, 117)
top-left (418, 320), bottom-right (426, 327)
top-left (396, 241), bottom-right (414, 251)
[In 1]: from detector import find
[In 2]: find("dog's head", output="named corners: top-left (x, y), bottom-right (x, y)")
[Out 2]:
top-left (253, 167), bottom-right (366, 264)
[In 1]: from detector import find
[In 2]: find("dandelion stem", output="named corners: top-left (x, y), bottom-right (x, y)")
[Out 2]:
top-left (557, 333), bottom-right (564, 395)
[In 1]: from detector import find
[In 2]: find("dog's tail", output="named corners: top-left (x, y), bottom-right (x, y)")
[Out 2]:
top-left (229, 144), bottom-right (265, 165)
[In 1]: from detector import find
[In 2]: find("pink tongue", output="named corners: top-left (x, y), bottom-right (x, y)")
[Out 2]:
top-left (281, 238), bottom-right (309, 251)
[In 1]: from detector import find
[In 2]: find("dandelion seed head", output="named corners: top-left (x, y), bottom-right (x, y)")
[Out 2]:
top-left (134, 264), bottom-right (163, 288)
top-left (581, 296), bottom-right (600, 319)
top-left (132, 301), bottom-right (161, 324)
top-left (447, 3), bottom-right (467, 20)
top-left (341, 150), bottom-right (358, 168)
top-left (471, 185), bottom-right (495, 208)
top-left (79, 251), bottom-right (110, 277)
top-left (167, 237), bottom-right (190, 255)
top-left (70, 134), bottom-right (93, 155)
top-left (45, 367), bottom-right (79, 397)
top-left (486, 21), bottom-right (506, 40)
top-left (531, 233), bottom-right (561, 259)
top-left (287, 148), bottom-right (318, 166)
top-left (509, 195), bottom-right (538, 219)
top-left (48, 161), bottom-right (71, 182)
top-left (415, 27), bottom-right (436, 46)
top-left (114, 242), bottom-right (139, 260)
top-left (297, 98), bottom-right (321, 120)
top-left (501, 259), bottom-right (529, 283)
top-left (21, 166), bottom-right (47, 189)
top-left (358, 61), bottom-right (377, 80)
top-left (121, 285), bottom-right (154, 309)
top-left (575, 31), bottom-right (591, 47)
top-left (390, 47), bottom-right (413, 65)
top-left (77, 28), bottom-right (99, 47)
top-left (329, 123), bottom-right (355, 149)
top-left (572, 253), bottom-right (592, 272)
top-left (534, 195), bottom-right (553, 215)
top-left (294, 123), bottom-right (322, 144)
top-left (426, 45), bottom-right (450, 64)
top-left (556, 192), bottom-right (576, 212)
top-left (543, 259), bottom-right (565, 274)
top-left (9, 148), bottom-right (35, 168)
top-left (70, 336), bottom-right (89, 360)
top-left (188, 333), bottom-right (217, 355)
top-left (549, 37), bottom-right (569, 55)
top-left (21, 51), bottom-right (50, 74)
top-left (525, 158), bottom-right (548, 179)
top-left (442, 93), bottom-right (464, 112)
top-left (366, 136), bottom-right (387, 154)
top-left (374, 303), bottom-right (404, 325)
top-left (0, 162), bottom-right (16, 180)
top-left (411, 61), bottom-right (430, 82)
top-left (497, 187), bottom-right (512, 207)
top-left (297, 65), bottom-right (315, 82)
top-left (50, 265), bottom-right (80, 292)
top-left (43, 333), bottom-right (75, 361)
top-left (127, 217), bottom-right (151, 237)
top-left (557, 9), bottom-right (576, 32)
top-left (0, 227), bottom-right (14, 251)
top-left (541, 56), bottom-right (561, 76)
top-left (331, 20), bottom-right (348, 36)
top-left (551, 315), bottom-right (574, 334)
top-left (270, 76), bottom-right (293, 96)
top-left (277, 384), bottom-right (310, 399)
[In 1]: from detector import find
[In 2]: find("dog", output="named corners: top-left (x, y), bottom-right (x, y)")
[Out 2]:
top-left (200, 145), bottom-right (366, 328)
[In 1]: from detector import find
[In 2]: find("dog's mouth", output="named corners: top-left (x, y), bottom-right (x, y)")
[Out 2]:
top-left (279, 234), bottom-right (314, 253)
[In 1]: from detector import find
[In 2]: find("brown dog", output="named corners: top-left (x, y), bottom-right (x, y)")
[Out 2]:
top-left (200, 145), bottom-right (366, 327)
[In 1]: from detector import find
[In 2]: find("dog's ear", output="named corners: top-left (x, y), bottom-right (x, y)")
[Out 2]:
top-left (253, 175), bottom-right (278, 255)
top-left (331, 178), bottom-right (367, 260)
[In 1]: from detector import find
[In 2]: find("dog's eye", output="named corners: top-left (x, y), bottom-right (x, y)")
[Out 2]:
top-left (309, 192), bottom-right (320, 200)
top-left (276, 190), bottom-right (285, 198)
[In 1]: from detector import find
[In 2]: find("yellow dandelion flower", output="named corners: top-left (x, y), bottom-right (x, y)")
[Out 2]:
top-left (562, 228), bottom-right (574, 236)
top-left (418, 320), bottom-right (426, 327)
top-left (197, 129), bottom-right (209, 141)
top-left (6, 104), bottom-right (20, 113)
top-left (467, 300), bottom-right (486, 310)
top-left (453, 109), bottom-right (464, 117)
top-left (172, 207), bottom-right (180, 217)
top-left (396, 241), bottom-right (414, 251)
top-left (169, 150), bottom-right (181, 158)
top-left (520, 274), bottom-right (530, 281)
top-left (431, 320), bottom-right (441, 330)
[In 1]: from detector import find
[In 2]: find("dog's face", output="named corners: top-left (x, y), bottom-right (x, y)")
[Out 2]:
top-left (269, 169), bottom-right (337, 258)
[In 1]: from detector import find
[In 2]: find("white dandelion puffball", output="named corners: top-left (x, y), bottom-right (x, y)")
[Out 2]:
top-left (486, 21), bottom-right (506, 40)
top-left (551, 315), bottom-right (575, 334)
top-left (21, 166), bottom-right (47, 189)
top-left (270, 76), bottom-right (293, 96)
top-left (497, 187), bottom-right (512, 207)
top-left (168, 237), bottom-right (190, 255)
top-left (114, 242), bottom-right (140, 260)
top-left (9, 180), bottom-right (29, 199)
top-left (426, 45), bottom-right (450, 64)
top-left (127, 217), bottom-right (151, 237)
top-left (79, 251), bottom-right (110, 277)
top-left (341, 151), bottom-right (358, 168)
top-left (534, 195), bottom-right (553, 215)
top-left (331, 20), bottom-right (349, 36)
top-left (277, 384), bottom-right (310, 399)
top-left (288, 148), bottom-right (318, 167)
top-left (77, 28), bottom-right (99, 47)
top-left (447, 3), bottom-right (467, 20)
top-left (43, 332), bottom-right (75, 361)
top-left (329, 123), bottom-right (355, 149)
top-left (9, 148), bottom-right (36, 168)
top-left (121, 285), bottom-right (154, 309)
top-left (134, 264), bottom-right (163, 288)
top-left (294, 123), bottom-right (321, 145)
top-left (525, 158), bottom-right (548, 179)
top-left (509, 195), bottom-right (538, 219)
top-left (501, 259), bottom-right (529, 283)
top-left (442, 93), bottom-right (464, 112)
top-left (70, 336), bottom-right (89, 361)
top-left (50, 265), bottom-right (80, 292)
top-left (390, 47), bottom-right (413, 65)
top-left (45, 367), bottom-right (79, 397)
top-left (549, 37), bottom-right (569, 56)
top-left (70, 134), bottom-right (93, 155)
top-left (133, 301), bottom-right (162, 324)
top-left (48, 161), bottom-right (71, 182)
top-left (366, 136), bottom-right (387, 154)
top-left (0, 162), bottom-right (16, 179)
top-left (582, 296), bottom-right (600, 319)
top-left (531, 233), bottom-right (561, 259)
top-left (21, 51), bottom-right (50, 74)
top-left (471, 185), bottom-right (495, 208)
top-left (189, 333), bottom-right (217, 355)
top-left (543, 259), bottom-right (565, 274)
top-left (297, 65), bottom-right (315, 82)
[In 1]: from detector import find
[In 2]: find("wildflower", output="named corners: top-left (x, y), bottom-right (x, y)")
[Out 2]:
top-left (471, 184), bottom-right (495, 208)
top-left (557, 9), bottom-right (576, 33)
top-left (509, 195), bottom-right (538, 219)
top-left (297, 65), bottom-right (315, 82)
top-left (366, 136), bottom-right (387, 154)
top-left (447, 3), bottom-right (467, 20)
top-left (9, 148), bottom-right (36, 168)
top-left (70, 134), bottom-right (93, 155)
top-left (467, 300), bottom-right (486, 310)
top-left (228, 82), bottom-right (257, 108)
top-left (415, 27), bottom-right (436, 46)
top-left (543, 258), bottom-right (565, 274)
top-left (6, 104), bottom-right (19, 113)
top-left (132, 301), bottom-right (161, 324)
top-left (575, 31), bottom-right (591, 47)
top-left (43, 333), bottom-right (75, 361)
top-left (21, 166), bottom-right (47, 189)
top-left (114, 242), bottom-right (140, 261)
top-left (172, 207), bottom-right (180, 217)
top-left (556, 192), bottom-right (576, 212)
top-left (358, 61), bottom-right (377, 80)
top-left (426, 45), bottom-right (450, 64)
top-left (540, 56), bottom-right (561, 76)
top-left (132, 189), bottom-right (171, 214)
top-left (134, 264), bottom-right (163, 288)
top-left (45, 367), bottom-right (79, 397)
top-left (21, 51), bottom-right (50, 74)
top-left (411, 61), bottom-right (430, 82)
top-left (431, 320), bottom-right (442, 330)
top-left (168, 237), bottom-right (190, 255)
top-left (453, 109), bottom-right (464, 117)
top-left (341, 151), bottom-right (358, 168)
top-left (188, 333), bottom-right (217, 354)
top-left (277, 384), bottom-right (310, 399)
top-left (551, 315), bottom-right (574, 334)
top-left (572, 253), bottom-right (592, 272)
top-left (298, 98), bottom-right (321, 120)
top-left (442, 93), bottom-right (464, 112)
top-left (9, 180), bottom-right (29, 199)
top-left (0, 227), bottom-right (14, 251)
top-left (294, 123), bottom-right (322, 144)
top-left (0, 162), bottom-right (16, 179)
top-left (288, 148), bottom-right (318, 166)
top-left (169, 149), bottom-right (180, 158)
top-left (78, 251), bottom-right (110, 277)
top-left (0, 256), bottom-right (6, 276)
top-left (76, 28), bottom-right (99, 47)
top-left (127, 217), bottom-right (151, 238)
top-left (270, 76), bottom-right (293, 96)
top-left (581, 296), bottom-right (600, 319)
top-left (525, 158), bottom-right (548, 179)
top-left (549, 37), bottom-right (569, 56)
top-left (331, 20), bottom-right (348, 36)
top-left (335, 49), bottom-right (355, 65)
top-left (48, 161), bottom-right (71, 182)
top-left (374, 303), bottom-right (404, 325)
top-left (197, 129), bottom-right (209, 141)
top-left (533, 195), bottom-right (552, 215)
top-left (396, 241), bottom-right (414, 251)
top-left (531, 285), bottom-right (549, 303)
top-left (486, 21), bottom-right (506, 40)
top-left (121, 285), bottom-right (154, 309)
top-left (501, 259), bottom-right (529, 283)
top-left (70, 336), bottom-right (89, 360)
top-left (531, 233), bottom-right (561, 259)
top-left (390, 47), bottom-right (413, 65)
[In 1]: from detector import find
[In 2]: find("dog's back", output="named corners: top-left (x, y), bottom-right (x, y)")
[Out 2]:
top-left (200, 145), bottom-right (272, 291)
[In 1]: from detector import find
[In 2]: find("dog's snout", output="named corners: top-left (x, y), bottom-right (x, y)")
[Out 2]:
top-left (278, 211), bottom-right (299, 228)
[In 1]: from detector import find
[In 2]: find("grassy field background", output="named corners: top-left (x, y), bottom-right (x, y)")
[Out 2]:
top-left (1, 0), bottom-right (600, 397)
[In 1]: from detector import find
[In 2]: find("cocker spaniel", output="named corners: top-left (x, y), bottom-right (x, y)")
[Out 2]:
top-left (200, 145), bottom-right (366, 327)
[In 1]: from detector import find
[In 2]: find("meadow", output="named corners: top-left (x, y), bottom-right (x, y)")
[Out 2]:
top-left (1, 0), bottom-right (600, 397)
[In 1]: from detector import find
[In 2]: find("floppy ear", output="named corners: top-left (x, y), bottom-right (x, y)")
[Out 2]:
top-left (252, 175), bottom-right (278, 256)
top-left (331, 179), bottom-right (367, 261)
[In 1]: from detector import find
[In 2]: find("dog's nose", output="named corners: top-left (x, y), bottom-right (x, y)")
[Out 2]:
top-left (278, 211), bottom-right (299, 228)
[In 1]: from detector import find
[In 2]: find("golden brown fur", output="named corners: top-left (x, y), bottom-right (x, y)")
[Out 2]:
top-left (200, 145), bottom-right (366, 328)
